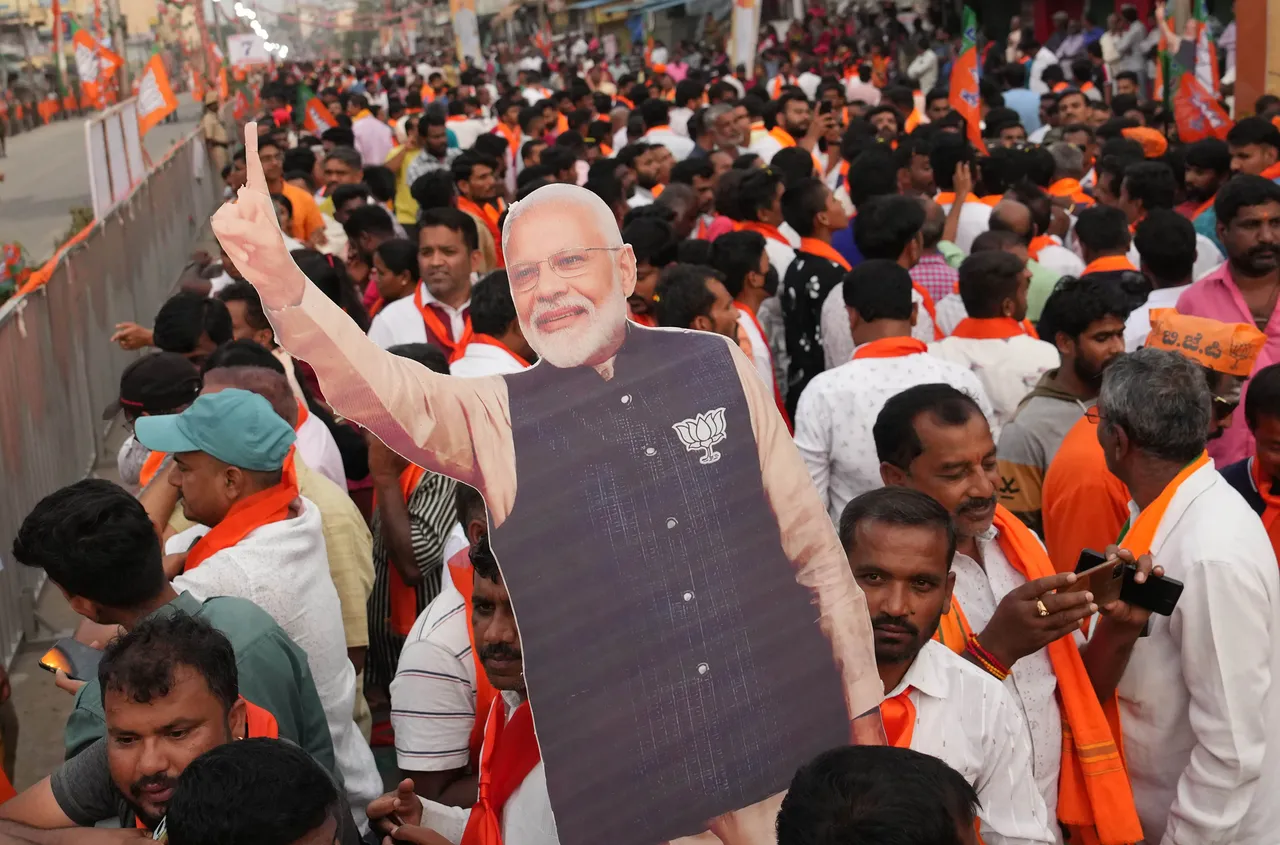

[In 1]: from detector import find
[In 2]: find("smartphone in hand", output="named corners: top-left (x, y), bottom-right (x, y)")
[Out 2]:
top-left (39, 638), bottom-right (104, 682)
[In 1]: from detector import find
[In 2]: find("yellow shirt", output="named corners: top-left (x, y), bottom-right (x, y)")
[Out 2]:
top-left (386, 146), bottom-right (423, 226)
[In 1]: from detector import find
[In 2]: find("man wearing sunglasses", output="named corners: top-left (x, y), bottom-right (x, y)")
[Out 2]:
top-left (213, 129), bottom-right (885, 845)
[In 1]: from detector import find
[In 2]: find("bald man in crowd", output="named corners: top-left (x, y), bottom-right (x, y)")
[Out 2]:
top-left (210, 126), bottom-right (883, 845)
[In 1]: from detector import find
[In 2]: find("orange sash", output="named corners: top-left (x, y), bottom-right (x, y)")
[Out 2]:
top-left (460, 333), bottom-right (531, 368)
top-left (460, 697), bottom-right (542, 845)
top-left (1190, 195), bottom-right (1216, 220)
top-left (735, 221), bottom-right (790, 246)
top-left (1118, 453), bottom-right (1211, 556)
top-left (933, 192), bottom-right (980, 206)
top-left (977, 195), bottom-right (1003, 207)
top-left (494, 122), bottom-right (521, 159)
top-left (414, 285), bottom-right (474, 357)
top-left (912, 284), bottom-right (943, 340)
top-left (183, 453), bottom-right (299, 573)
top-left (950, 317), bottom-right (1037, 340)
top-left (936, 507), bottom-right (1144, 844)
top-left (388, 464), bottom-right (427, 637)
top-left (798, 237), bottom-right (852, 271)
top-left (627, 311), bottom-right (658, 327)
top-left (139, 451), bottom-right (167, 487)
top-left (458, 196), bottom-right (505, 267)
top-left (852, 336), bottom-right (928, 360)
top-left (1261, 161), bottom-right (1280, 182)
top-left (447, 555), bottom-right (500, 771)
top-left (1082, 255), bottom-right (1137, 275)
top-left (768, 125), bottom-right (796, 148)
top-left (737, 301), bottom-right (793, 434)
top-left (1028, 235), bottom-right (1056, 261)
top-left (1250, 458), bottom-right (1280, 562)
top-left (880, 688), bottom-right (915, 748)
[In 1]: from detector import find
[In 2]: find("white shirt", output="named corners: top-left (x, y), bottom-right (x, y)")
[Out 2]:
top-left (844, 78), bottom-right (881, 106)
top-left (928, 335), bottom-right (1060, 433)
top-left (1124, 284), bottom-right (1191, 351)
top-left (1034, 240), bottom-right (1085, 280)
top-left (208, 271), bottom-right (236, 297)
top-left (794, 348), bottom-right (994, 522)
top-left (797, 71), bottom-right (822, 100)
top-left (763, 236), bottom-right (797, 279)
top-left (736, 307), bottom-right (773, 389)
top-left (668, 106), bottom-right (694, 138)
top-left (448, 117), bottom-right (492, 151)
top-left (940, 199), bottom-right (992, 254)
top-left (450, 341), bottom-right (529, 378)
top-left (391, 571), bottom-right (474, 772)
top-left (1115, 463), bottom-right (1280, 845)
top-left (891, 641), bottom-right (1055, 845)
top-left (1028, 48), bottom-right (1061, 94)
top-left (627, 186), bottom-right (656, 208)
top-left (368, 282), bottom-right (471, 350)
top-left (1027, 124), bottom-right (1053, 145)
top-left (906, 49), bottom-right (939, 93)
top-left (417, 690), bottom-right (559, 845)
top-left (168, 499), bottom-right (382, 823)
top-left (296, 411), bottom-right (346, 490)
top-left (747, 130), bottom-right (784, 165)
top-left (643, 127), bottom-right (695, 161)
top-left (1124, 236), bottom-right (1224, 283)
top-left (935, 293), bottom-right (968, 336)
top-left (819, 282), bottom-right (936, 370)
top-left (952, 527), bottom-right (1063, 827)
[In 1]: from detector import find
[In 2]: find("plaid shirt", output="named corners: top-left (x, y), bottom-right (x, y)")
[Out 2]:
top-left (911, 251), bottom-right (960, 306)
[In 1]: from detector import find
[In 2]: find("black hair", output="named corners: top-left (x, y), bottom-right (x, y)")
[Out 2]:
top-left (639, 97), bottom-right (670, 129)
top-left (846, 150), bottom-right (899, 206)
top-left (215, 280), bottom-right (270, 333)
top-left (455, 482), bottom-right (485, 532)
top-left (958, 250), bottom-right (1025, 318)
top-left (517, 164), bottom-right (556, 190)
top-left (375, 238), bottom-right (420, 282)
top-left (772, 147), bottom-right (818, 187)
top-left (615, 143), bottom-right (654, 170)
top-left (362, 165), bottom-right (397, 204)
top-left (925, 86), bottom-right (949, 107)
top-left (622, 217), bottom-right (679, 268)
top-left (732, 152), bottom-right (761, 170)
top-left (1246, 363), bottom-right (1280, 429)
top-left (1184, 138), bottom-right (1231, 174)
top-left (14, 478), bottom-right (165, 608)
top-left (677, 239), bottom-right (715, 265)
top-left (418, 206), bottom-right (480, 252)
top-left (410, 171), bottom-right (457, 213)
top-left (469, 270), bottom-right (517, 337)
top-left (1037, 276), bottom-right (1132, 348)
top-left (473, 134), bottom-right (510, 162)
top-left (1074, 204), bottom-right (1132, 255)
top-left (320, 126), bottom-right (354, 147)
top-left (153, 291), bottom-right (233, 354)
top-left (291, 249), bottom-right (370, 333)
top-left (727, 167), bottom-right (784, 223)
top-left (166, 739), bottom-right (340, 845)
top-left (539, 145), bottom-right (578, 177)
top-left (387, 342), bottom-right (450, 376)
top-left (929, 134), bottom-right (976, 192)
top-left (874, 383), bottom-right (986, 471)
top-left (323, 145), bottom-right (363, 172)
top-left (675, 78), bottom-right (704, 108)
top-left (1216, 174), bottom-right (1280, 227)
top-left (671, 157), bottom-right (714, 185)
top-left (1226, 116), bottom-right (1280, 152)
top-left (1134, 209), bottom-right (1197, 284)
top-left (842, 258), bottom-right (914, 324)
top-left (341, 203), bottom-right (397, 242)
top-left (1256, 94), bottom-right (1280, 115)
top-left (709, 231), bottom-right (766, 299)
top-left (854, 195), bottom-right (924, 261)
top-left (517, 106), bottom-right (543, 134)
top-left (776, 745), bottom-right (979, 845)
top-left (837, 487), bottom-right (957, 564)
top-left (655, 263), bottom-right (722, 329)
top-left (1002, 62), bottom-right (1027, 89)
top-left (200, 338), bottom-right (285, 375)
top-left (781, 177), bottom-right (829, 237)
top-left (521, 138), bottom-right (547, 162)
top-left (585, 174), bottom-right (625, 211)
top-left (98, 612), bottom-right (238, 713)
top-left (1122, 161), bottom-right (1177, 212)
top-left (1006, 183), bottom-right (1053, 237)
top-left (452, 151), bottom-right (500, 186)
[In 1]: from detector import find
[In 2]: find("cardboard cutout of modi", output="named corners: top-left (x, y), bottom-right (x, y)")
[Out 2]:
top-left (213, 126), bottom-right (885, 845)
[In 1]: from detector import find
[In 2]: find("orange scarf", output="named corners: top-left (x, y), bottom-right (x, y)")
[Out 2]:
top-left (736, 220), bottom-right (790, 246)
top-left (1082, 255), bottom-right (1137, 275)
top-left (768, 125), bottom-right (796, 148)
top-left (977, 195), bottom-right (1003, 207)
top-left (1118, 452), bottom-right (1210, 556)
top-left (627, 310), bottom-right (658, 327)
top-left (494, 122), bottom-right (521, 158)
top-left (183, 453), bottom-right (299, 573)
top-left (933, 192), bottom-right (979, 206)
top-left (387, 464), bottom-right (427, 637)
top-left (737, 301), bottom-right (794, 434)
top-left (1028, 234), bottom-right (1056, 261)
top-left (463, 333), bottom-right (531, 368)
top-left (1261, 161), bottom-right (1280, 182)
top-left (880, 688), bottom-right (915, 748)
top-left (853, 336), bottom-right (928, 360)
top-left (1250, 458), bottom-right (1280, 561)
top-left (460, 697), bottom-right (542, 845)
top-left (447, 554), bottom-right (500, 771)
top-left (458, 195), bottom-right (505, 267)
top-left (799, 237), bottom-right (852, 271)
top-left (415, 285), bottom-right (474, 357)
top-left (353, 109), bottom-right (373, 122)
top-left (950, 316), bottom-right (1038, 340)
top-left (1190, 195), bottom-right (1216, 220)
top-left (912, 284), bottom-right (944, 341)
top-left (936, 506), bottom-right (1144, 844)
top-left (139, 450), bottom-right (167, 487)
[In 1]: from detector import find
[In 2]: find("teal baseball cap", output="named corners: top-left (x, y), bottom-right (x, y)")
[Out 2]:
top-left (134, 388), bottom-right (296, 471)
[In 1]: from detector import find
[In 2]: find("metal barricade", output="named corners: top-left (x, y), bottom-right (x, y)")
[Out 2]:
top-left (0, 129), bottom-right (224, 669)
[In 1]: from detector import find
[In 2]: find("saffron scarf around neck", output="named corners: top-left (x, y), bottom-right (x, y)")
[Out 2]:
top-left (465, 333), bottom-right (532, 367)
top-left (1117, 452), bottom-right (1211, 556)
top-left (934, 506), bottom-right (1143, 844)
top-left (949, 317), bottom-right (1037, 340)
top-left (1250, 457), bottom-right (1280, 560)
top-left (447, 555), bottom-right (499, 771)
top-left (458, 195), bottom-right (505, 267)
top-left (461, 697), bottom-right (542, 845)
top-left (799, 237), bottom-right (852, 271)
top-left (1082, 255), bottom-right (1137, 276)
top-left (736, 220), bottom-right (791, 246)
top-left (415, 284), bottom-right (474, 357)
top-left (853, 336), bottom-right (928, 359)
top-left (183, 451), bottom-right (300, 573)
top-left (387, 464), bottom-right (428, 636)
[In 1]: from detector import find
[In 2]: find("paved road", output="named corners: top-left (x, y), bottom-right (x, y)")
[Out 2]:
top-left (0, 100), bottom-right (204, 262)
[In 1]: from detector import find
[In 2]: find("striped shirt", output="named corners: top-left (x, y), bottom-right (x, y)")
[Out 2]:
top-left (389, 568), bottom-right (476, 772)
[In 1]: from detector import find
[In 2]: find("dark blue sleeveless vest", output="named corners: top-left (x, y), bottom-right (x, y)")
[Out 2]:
top-left (491, 325), bottom-right (848, 845)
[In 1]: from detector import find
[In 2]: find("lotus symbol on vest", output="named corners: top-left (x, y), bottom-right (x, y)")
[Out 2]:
top-left (673, 407), bottom-right (728, 465)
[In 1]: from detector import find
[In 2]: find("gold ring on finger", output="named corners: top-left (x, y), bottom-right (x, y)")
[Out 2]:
top-left (1036, 599), bottom-right (1050, 618)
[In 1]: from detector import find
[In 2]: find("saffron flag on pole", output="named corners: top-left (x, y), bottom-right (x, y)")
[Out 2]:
top-left (298, 86), bottom-right (337, 134)
top-left (1174, 75), bottom-right (1232, 142)
top-left (70, 22), bottom-right (123, 108)
top-left (137, 53), bottom-right (178, 135)
top-left (949, 6), bottom-right (986, 154)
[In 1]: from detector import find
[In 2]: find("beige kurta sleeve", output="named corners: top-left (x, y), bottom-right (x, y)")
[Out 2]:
top-left (727, 338), bottom-right (885, 719)
top-left (264, 274), bottom-right (518, 524)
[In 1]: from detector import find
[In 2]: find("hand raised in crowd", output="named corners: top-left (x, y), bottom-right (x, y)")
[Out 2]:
top-left (209, 123), bottom-right (304, 310)
top-left (976, 571), bottom-right (1096, 670)
top-left (110, 322), bottom-right (153, 351)
top-left (1096, 545), bottom-right (1163, 630)
top-left (802, 110), bottom-right (835, 150)
top-left (368, 778), bottom-right (424, 835)
top-left (951, 160), bottom-right (973, 199)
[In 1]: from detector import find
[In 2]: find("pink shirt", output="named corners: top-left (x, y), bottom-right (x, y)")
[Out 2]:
top-left (352, 115), bottom-right (394, 167)
top-left (1175, 262), bottom-right (1280, 464)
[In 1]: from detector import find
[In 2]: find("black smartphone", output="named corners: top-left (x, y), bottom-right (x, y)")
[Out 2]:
top-left (39, 638), bottom-right (104, 681)
top-left (1068, 549), bottom-right (1125, 607)
top-left (819, 100), bottom-right (834, 115)
top-left (1120, 564), bottom-right (1184, 616)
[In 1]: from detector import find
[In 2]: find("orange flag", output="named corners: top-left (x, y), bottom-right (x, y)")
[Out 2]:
top-left (949, 6), bottom-right (987, 155)
top-left (233, 89), bottom-right (249, 122)
top-left (71, 24), bottom-right (123, 108)
top-left (136, 53), bottom-right (178, 135)
top-left (302, 97), bottom-right (337, 134)
top-left (1174, 74), bottom-right (1232, 143)
top-left (190, 67), bottom-right (206, 106)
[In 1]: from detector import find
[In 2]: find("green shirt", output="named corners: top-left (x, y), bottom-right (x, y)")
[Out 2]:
top-left (64, 591), bottom-right (338, 784)
top-left (938, 240), bottom-right (1061, 323)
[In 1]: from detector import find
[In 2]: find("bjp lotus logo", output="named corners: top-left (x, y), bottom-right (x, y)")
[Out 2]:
top-left (673, 408), bottom-right (728, 465)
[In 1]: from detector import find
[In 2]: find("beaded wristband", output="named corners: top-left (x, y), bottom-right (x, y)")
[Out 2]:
top-left (966, 634), bottom-right (1011, 681)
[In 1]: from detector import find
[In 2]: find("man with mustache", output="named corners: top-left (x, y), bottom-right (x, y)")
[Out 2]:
top-left (997, 277), bottom-right (1130, 535)
top-left (838, 486), bottom-right (1054, 844)
top-left (1175, 175), bottom-right (1280, 467)
top-left (214, 129), bottom-right (884, 845)
top-left (876, 384), bottom-right (1145, 844)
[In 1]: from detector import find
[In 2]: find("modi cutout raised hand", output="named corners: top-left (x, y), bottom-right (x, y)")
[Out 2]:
top-left (211, 141), bottom-right (884, 845)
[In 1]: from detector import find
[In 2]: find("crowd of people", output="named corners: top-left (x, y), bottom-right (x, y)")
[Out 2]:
top-left (1, 1), bottom-right (1280, 843)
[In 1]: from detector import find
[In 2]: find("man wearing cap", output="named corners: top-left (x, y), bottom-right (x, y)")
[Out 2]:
top-left (103, 352), bottom-right (203, 490)
top-left (133, 389), bottom-right (382, 826)
top-left (201, 90), bottom-right (229, 174)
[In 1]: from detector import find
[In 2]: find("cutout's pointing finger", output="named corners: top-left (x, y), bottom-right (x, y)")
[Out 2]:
top-left (244, 122), bottom-right (268, 195)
